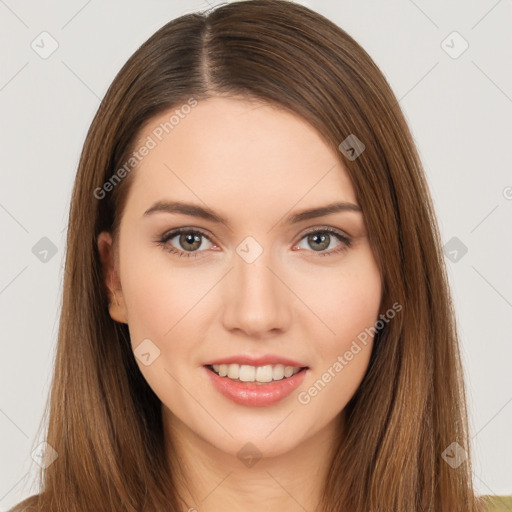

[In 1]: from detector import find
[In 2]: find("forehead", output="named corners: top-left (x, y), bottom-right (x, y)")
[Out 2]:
top-left (125, 96), bottom-right (357, 217)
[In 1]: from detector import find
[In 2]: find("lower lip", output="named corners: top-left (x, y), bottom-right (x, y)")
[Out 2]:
top-left (204, 366), bottom-right (308, 407)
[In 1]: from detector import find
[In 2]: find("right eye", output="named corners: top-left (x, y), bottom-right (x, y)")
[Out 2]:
top-left (157, 228), bottom-right (215, 258)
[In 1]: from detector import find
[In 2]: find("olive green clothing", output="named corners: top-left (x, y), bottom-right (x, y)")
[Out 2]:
top-left (481, 495), bottom-right (512, 511)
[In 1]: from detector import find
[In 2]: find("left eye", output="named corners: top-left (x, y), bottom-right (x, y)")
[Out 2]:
top-left (295, 229), bottom-right (351, 255)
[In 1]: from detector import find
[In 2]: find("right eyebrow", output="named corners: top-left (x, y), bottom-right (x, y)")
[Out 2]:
top-left (143, 200), bottom-right (228, 224)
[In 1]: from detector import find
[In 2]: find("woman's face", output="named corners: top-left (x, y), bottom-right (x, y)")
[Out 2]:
top-left (98, 96), bottom-right (382, 458)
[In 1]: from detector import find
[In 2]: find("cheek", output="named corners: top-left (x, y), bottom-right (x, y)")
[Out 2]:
top-left (297, 253), bottom-right (381, 414)
top-left (306, 248), bottom-right (382, 346)
top-left (121, 265), bottom-right (172, 341)
top-left (120, 244), bottom-right (212, 341)
top-left (119, 251), bottom-right (210, 398)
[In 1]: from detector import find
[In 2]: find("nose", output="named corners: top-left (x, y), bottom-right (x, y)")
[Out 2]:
top-left (221, 244), bottom-right (292, 338)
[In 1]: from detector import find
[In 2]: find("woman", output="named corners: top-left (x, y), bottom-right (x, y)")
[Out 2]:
top-left (11, 1), bottom-right (497, 510)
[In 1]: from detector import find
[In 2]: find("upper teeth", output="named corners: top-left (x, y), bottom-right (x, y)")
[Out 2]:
top-left (212, 363), bottom-right (301, 383)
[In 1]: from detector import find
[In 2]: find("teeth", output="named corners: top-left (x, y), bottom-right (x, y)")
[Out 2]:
top-left (272, 364), bottom-right (284, 380)
top-left (255, 365), bottom-right (273, 382)
top-left (239, 365), bottom-right (255, 382)
top-left (210, 363), bottom-right (302, 383)
top-left (227, 364), bottom-right (239, 379)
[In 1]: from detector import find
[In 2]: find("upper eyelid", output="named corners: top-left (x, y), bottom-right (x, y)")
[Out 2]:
top-left (160, 226), bottom-right (214, 243)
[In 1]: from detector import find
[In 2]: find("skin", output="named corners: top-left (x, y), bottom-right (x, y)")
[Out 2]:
top-left (97, 96), bottom-right (382, 512)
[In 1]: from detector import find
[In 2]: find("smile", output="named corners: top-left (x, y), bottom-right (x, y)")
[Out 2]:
top-left (204, 364), bottom-right (308, 407)
top-left (207, 363), bottom-right (305, 383)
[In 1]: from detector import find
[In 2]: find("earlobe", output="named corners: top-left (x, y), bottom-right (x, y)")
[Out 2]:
top-left (97, 231), bottom-right (128, 324)
top-left (108, 275), bottom-right (128, 324)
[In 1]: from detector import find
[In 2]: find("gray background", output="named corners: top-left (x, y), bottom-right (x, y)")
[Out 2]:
top-left (1, 0), bottom-right (511, 508)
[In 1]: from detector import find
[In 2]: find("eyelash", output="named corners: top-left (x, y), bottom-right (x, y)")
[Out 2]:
top-left (156, 227), bottom-right (352, 259)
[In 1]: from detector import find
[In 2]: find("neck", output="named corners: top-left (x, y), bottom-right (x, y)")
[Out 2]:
top-left (163, 406), bottom-right (344, 512)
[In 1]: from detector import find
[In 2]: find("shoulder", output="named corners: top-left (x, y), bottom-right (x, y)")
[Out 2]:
top-left (8, 494), bottom-right (40, 511)
top-left (480, 495), bottom-right (512, 512)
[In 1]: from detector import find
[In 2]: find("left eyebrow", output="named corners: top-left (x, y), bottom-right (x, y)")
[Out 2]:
top-left (284, 201), bottom-right (362, 224)
top-left (142, 199), bottom-right (362, 229)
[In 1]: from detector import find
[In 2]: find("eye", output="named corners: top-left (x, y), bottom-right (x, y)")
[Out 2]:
top-left (156, 226), bottom-right (352, 259)
top-left (295, 227), bottom-right (351, 256)
top-left (156, 228), bottom-right (214, 258)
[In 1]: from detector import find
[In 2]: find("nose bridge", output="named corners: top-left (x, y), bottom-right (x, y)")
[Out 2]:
top-left (221, 236), bottom-right (291, 336)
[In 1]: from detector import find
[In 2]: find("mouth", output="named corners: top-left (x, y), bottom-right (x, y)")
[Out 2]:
top-left (204, 363), bottom-right (309, 385)
top-left (203, 362), bottom-right (309, 406)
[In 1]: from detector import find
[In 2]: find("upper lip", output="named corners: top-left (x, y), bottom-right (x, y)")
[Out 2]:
top-left (203, 354), bottom-right (308, 368)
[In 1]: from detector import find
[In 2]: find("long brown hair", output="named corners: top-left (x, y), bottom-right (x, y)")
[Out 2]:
top-left (12, 1), bottom-right (484, 510)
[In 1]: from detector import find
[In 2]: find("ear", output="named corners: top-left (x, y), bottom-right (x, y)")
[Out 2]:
top-left (97, 231), bottom-right (128, 324)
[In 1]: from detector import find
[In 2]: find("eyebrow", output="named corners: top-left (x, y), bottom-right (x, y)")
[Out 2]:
top-left (143, 200), bottom-right (362, 227)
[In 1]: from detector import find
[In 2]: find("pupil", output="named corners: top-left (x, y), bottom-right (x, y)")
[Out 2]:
top-left (181, 233), bottom-right (201, 250)
top-left (310, 233), bottom-right (329, 251)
